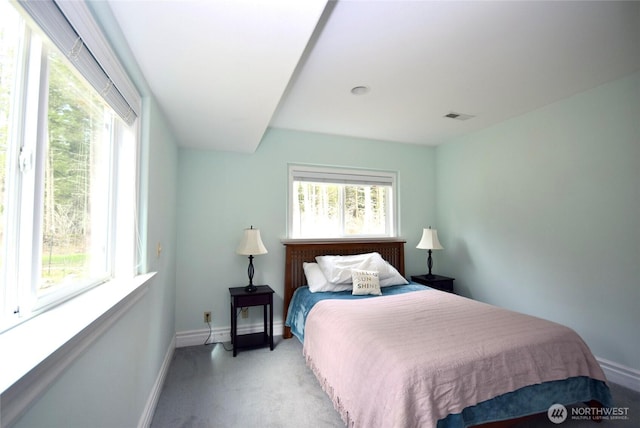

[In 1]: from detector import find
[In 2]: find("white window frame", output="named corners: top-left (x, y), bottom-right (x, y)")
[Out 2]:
top-left (288, 164), bottom-right (398, 239)
top-left (0, 0), bottom-right (142, 331)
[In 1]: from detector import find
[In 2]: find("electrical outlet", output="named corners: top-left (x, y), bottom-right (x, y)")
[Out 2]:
top-left (241, 307), bottom-right (248, 319)
top-left (204, 311), bottom-right (211, 323)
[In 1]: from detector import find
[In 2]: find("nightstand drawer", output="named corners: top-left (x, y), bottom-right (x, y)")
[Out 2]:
top-left (234, 292), bottom-right (270, 307)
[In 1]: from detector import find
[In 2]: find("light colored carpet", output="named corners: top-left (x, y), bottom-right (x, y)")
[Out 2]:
top-left (151, 337), bottom-right (638, 427)
top-left (150, 337), bottom-right (343, 427)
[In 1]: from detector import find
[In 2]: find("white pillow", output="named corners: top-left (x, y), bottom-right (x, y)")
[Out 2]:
top-left (303, 262), bottom-right (352, 293)
top-left (379, 262), bottom-right (409, 287)
top-left (315, 252), bottom-right (408, 287)
top-left (352, 269), bottom-right (381, 296)
top-left (316, 252), bottom-right (384, 284)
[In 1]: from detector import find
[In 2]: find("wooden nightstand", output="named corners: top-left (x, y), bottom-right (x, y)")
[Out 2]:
top-left (411, 274), bottom-right (455, 293)
top-left (229, 285), bottom-right (274, 357)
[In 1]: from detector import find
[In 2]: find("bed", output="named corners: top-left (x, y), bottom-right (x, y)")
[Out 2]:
top-left (282, 239), bottom-right (611, 428)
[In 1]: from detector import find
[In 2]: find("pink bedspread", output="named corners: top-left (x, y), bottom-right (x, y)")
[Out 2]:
top-left (303, 290), bottom-right (606, 428)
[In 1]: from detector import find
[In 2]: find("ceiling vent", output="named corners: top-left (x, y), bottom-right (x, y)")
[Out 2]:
top-left (444, 112), bottom-right (475, 121)
top-left (350, 86), bottom-right (370, 95)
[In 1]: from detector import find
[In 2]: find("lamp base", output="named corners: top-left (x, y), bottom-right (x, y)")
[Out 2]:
top-left (425, 250), bottom-right (435, 280)
top-left (244, 284), bottom-right (257, 293)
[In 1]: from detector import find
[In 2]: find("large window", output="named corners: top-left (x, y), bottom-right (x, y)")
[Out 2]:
top-left (0, 0), bottom-right (140, 330)
top-left (289, 165), bottom-right (397, 239)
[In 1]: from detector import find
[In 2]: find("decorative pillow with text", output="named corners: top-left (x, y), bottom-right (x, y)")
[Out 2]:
top-left (352, 269), bottom-right (381, 296)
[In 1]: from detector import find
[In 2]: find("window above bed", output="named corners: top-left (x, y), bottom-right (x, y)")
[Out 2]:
top-left (288, 165), bottom-right (397, 239)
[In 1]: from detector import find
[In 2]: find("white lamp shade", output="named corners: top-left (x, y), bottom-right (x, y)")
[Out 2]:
top-left (416, 228), bottom-right (443, 250)
top-left (236, 227), bottom-right (268, 255)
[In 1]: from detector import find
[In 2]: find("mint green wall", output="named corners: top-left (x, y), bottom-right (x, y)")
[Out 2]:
top-left (11, 5), bottom-right (179, 427)
top-left (176, 129), bottom-right (436, 332)
top-left (436, 72), bottom-right (640, 370)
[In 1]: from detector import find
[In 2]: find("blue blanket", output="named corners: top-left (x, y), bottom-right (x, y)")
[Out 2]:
top-left (285, 282), bottom-right (428, 343)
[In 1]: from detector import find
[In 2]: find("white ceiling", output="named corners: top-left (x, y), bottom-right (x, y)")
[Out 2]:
top-left (106, 0), bottom-right (640, 153)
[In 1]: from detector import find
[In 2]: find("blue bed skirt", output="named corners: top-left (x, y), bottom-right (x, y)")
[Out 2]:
top-left (438, 376), bottom-right (611, 427)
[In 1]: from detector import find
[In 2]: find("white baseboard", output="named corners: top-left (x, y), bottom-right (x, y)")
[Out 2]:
top-left (138, 336), bottom-right (175, 428)
top-left (597, 356), bottom-right (640, 392)
top-left (175, 322), bottom-right (284, 348)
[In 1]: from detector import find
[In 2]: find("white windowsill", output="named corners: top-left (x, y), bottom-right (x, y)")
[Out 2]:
top-left (0, 272), bottom-right (156, 396)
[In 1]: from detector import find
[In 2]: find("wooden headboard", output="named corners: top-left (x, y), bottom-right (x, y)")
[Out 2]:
top-left (282, 239), bottom-right (406, 338)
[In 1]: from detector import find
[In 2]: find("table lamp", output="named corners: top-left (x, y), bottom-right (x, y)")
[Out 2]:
top-left (236, 226), bottom-right (268, 292)
top-left (416, 226), bottom-right (443, 279)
